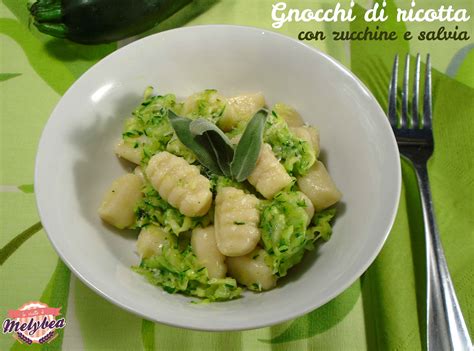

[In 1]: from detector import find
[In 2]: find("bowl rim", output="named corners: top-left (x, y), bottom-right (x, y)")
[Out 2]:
top-left (34, 24), bottom-right (401, 331)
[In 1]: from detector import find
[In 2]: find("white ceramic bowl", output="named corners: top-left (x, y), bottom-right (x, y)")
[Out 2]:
top-left (35, 25), bottom-right (400, 331)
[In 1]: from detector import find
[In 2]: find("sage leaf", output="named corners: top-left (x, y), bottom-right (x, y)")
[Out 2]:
top-left (213, 133), bottom-right (234, 176)
top-left (231, 109), bottom-right (268, 182)
top-left (167, 111), bottom-right (223, 175)
top-left (168, 110), bottom-right (267, 182)
top-left (190, 119), bottom-right (235, 177)
top-left (189, 118), bottom-right (234, 148)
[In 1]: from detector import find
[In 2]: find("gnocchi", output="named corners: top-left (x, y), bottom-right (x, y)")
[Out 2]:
top-left (191, 226), bottom-right (227, 279)
top-left (219, 93), bottom-right (266, 131)
top-left (136, 225), bottom-right (174, 259)
top-left (290, 125), bottom-right (320, 157)
top-left (297, 161), bottom-right (342, 211)
top-left (296, 191), bottom-right (315, 226)
top-left (98, 173), bottom-right (143, 229)
top-left (114, 139), bottom-right (142, 165)
top-left (226, 248), bottom-right (277, 291)
top-left (273, 103), bottom-right (305, 127)
top-left (214, 187), bottom-right (260, 257)
top-left (181, 90), bottom-right (225, 120)
top-left (146, 151), bottom-right (212, 217)
top-left (133, 166), bottom-right (145, 182)
top-left (247, 143), bottom-right (293, 199)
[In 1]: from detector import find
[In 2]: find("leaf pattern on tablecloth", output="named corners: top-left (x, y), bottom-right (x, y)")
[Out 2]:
top-left (448, 44), bottom-right (474, 88)
top-left (0, 73), bottom-right (21, 82)
top-left (17, 184), bottom-right (34, 193)
top-left (0, 222), bottom-right (42, 265)
top-left (262, 281), bottom-right (361, 344)
top-left (0, 18), bottom-right (76, 95)
top-left (141, 320), bottom-right (155, 351)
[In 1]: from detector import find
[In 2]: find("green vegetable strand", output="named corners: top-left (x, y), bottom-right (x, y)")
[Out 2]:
top-left (134, 182), bottom-right (211, 235)
top-left (260, 191), bottom-right (309, 277)
top-left (264, 110), bottom-right (316, 176)
top-left (306, 208), bottom-right (337, 248)
top-left (134, 244), bottom-right (241, 301)
top-left (259, 192), bottom-right (336, 277)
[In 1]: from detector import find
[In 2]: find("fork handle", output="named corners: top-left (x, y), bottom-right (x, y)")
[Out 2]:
top-left (414, 163), bottom-right (472, 351)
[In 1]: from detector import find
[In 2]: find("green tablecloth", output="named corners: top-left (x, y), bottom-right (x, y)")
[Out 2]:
top-left (1, 1), bottom-right (473, 350)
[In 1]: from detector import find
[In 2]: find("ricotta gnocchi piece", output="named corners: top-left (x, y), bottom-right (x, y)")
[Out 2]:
top-left (290, 125), bottom-right (320, 157)
top-left (191, 226), bottom-right (227, 279)
top-left (247, 143), bottom-right (292, 199)
top-left (114, 139), bottom-right (142, 165)
top-left (98, 173), bottom-right (143, 229)
top-left (146, 151), bottom-right (212, 217)
top-left (297, 161), bottom-right (342, 212)
top-left (219, 92), bottom-right (266, 131)
top-left (226, 248), bottom-right (277, 291)
top-left (214, 187), bottom-right (260, 257)
top-left (136, 225), bottom-right (174, 259)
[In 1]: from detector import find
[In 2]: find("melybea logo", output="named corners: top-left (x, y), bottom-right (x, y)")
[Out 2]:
top-left (2, 302), bottom-right (66, 345)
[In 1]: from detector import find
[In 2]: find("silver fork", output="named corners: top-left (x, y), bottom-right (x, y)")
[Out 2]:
top-left (388, 54), bottom-right (472, 351)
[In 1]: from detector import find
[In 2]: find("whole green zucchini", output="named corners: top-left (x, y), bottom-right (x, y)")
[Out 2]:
top-left (29, 0), bottom-right (193, 44)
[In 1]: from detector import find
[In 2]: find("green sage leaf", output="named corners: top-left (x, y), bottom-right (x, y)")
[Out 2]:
top-left (231, 109), bottom-right (268, 182)
top-left (190, 118), bottom-right (235, 177)
top-left (167, 111), bottom-right (223, 175)
top-left (189, 118), bottom-right (234, 148)
top-left (205, 133), bottom-right (234, 176)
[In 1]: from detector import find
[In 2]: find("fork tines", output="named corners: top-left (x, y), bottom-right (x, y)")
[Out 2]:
top-left (388, 53), bottom-right (432, 130)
